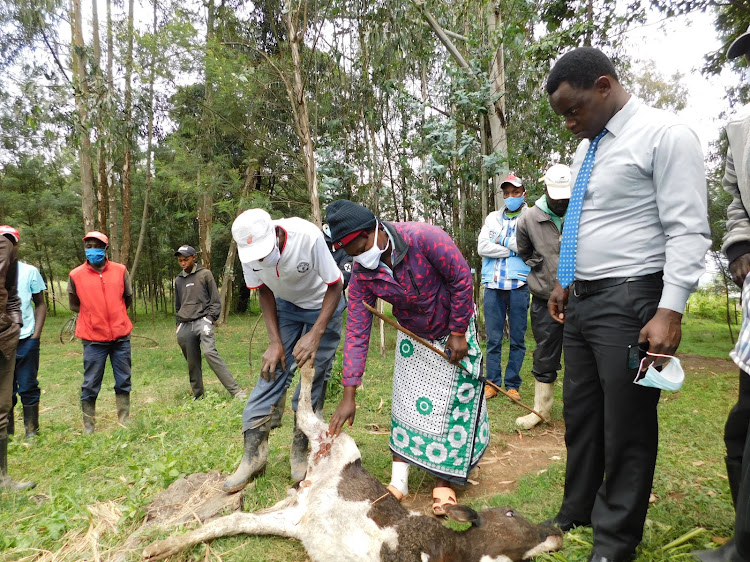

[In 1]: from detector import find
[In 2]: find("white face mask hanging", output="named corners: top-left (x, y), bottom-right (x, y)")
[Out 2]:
top-left (633, 352), bottom-right (685, 391)
top-left (353, 221), bottom-right (389, 270)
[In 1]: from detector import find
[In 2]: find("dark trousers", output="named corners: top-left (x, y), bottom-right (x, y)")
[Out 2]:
top-left (725, 371), bottom-right (750, 558)
top-left (0, 347), bottom-right (16, 439)
top-left (80, 339), bottom-right (132, 402)
top-left (559, 276), bottom-right (663, 559)
top-left (176, 318), bottom-right (240, 398)
top-left (530, 295), bottom-right (563, 384)
top-left (13, 337), bottom-right (41, 407)
top-left (242, 296), bottom-right (344, 432)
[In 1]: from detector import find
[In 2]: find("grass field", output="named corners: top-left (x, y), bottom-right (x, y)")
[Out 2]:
top-left (0, 301), bottom-right (741, 561)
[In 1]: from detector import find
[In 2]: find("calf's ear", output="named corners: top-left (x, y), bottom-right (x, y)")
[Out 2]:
top-left (444, 505), bottom-right (481, 526)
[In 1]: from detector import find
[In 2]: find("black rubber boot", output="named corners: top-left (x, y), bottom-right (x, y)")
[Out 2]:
top-left (23, 404), bottom-right (39, 438)
top-left (290, 412), bottom-right (309, 483)
top-left (115, 394), bottom-right (131, 425)
top-left (0, 437), bottom-right (36, 491)
top-left (222, 422), bottom-right (271, 493)
top-left (81, 400), bottom-right (96, 434)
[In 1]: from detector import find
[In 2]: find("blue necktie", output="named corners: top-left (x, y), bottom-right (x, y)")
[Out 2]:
top-left (557, 129), bottom-right (608, 289)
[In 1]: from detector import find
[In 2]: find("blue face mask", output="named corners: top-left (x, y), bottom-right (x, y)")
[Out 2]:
top-left (85, 248), bottom-right (107, 265)
top-left (504, 195), bottom-right (525, 212)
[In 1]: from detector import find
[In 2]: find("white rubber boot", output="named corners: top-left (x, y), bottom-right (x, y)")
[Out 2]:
top-left (515, 381), bottom-right (554, 429)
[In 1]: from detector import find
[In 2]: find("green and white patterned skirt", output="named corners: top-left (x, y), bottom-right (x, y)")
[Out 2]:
top-left (389, 316), bottom-right (489, 484)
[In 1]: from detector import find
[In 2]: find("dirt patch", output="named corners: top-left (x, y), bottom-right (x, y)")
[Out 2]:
top-left (400, 420), bottom-right (566, 514)
top-left (679, 353), bottom-right (736, 374)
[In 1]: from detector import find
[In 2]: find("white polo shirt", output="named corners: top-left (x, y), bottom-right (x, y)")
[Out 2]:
top-left (241, 217), bottom-right (341, 310)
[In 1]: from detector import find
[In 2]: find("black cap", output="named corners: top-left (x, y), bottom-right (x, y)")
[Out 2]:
top-left (728, 26), bottom-right (750, 60)
top-left (325, 200), bottom-right (377, 245)
top-left (174, 245), bottom-right (197, 257)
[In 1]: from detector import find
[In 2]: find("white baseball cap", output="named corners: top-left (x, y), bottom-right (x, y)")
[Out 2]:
top-left (232, 209), bottom-right (276, 263)
top-left (541, 164), bottom-right (572, 200)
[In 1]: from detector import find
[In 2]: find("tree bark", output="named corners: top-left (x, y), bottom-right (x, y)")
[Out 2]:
top-left (70, 0), bottom-right (96, 232)
top-left (418, 4), bottom-right (508, 211)
top-left (284, 2), bottom-right (321, 226)
top-left (131, 0), bottom-right (158, 281)
top-left (486, 4), bottom-right (509, 210)
top-left (218, 163), bottom-right (259, 325)
top-left (120, 0), bottom-right (135, 265)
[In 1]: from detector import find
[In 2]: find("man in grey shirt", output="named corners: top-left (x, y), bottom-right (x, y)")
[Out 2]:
top-left (174, 245), bottom-right (246, 400)
top-left (544, 48), bottom-right (710, 562)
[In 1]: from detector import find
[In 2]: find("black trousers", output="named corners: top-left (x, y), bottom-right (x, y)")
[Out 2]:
top-left (725, 371), bottom-right (750, 558)
top-left (559, 276), bottom-right (662, 559)
top-left (530, 295), bottom-right (564, 383)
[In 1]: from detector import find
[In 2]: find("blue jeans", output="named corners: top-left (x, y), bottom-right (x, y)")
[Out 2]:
top-left (483, 285), bottom-right (529, 390)
top-left (13, 337), bottom-right (41, 407)
top-left (80, 339), bottom-right (132, 402)
top-left (242, 296), bottom-right (345, 432)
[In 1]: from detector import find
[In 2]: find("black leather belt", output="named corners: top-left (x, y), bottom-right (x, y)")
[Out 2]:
top-left (571, 271), bottom-right (662, 298)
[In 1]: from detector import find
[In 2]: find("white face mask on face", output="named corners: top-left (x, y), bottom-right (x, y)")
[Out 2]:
top-left (252, 240), bottom-right (281, 269)
top-left (353, 222), bottom-right (389, 270)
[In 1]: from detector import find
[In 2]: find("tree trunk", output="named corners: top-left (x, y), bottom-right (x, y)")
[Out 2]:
top-left (198, 170), bottom-right (213, 271)
top-left (284, 3), bottom-right (321, 226)
top-left (70, 0), bottom-right (96, 232)
top-left (418, 5), bottom-right (508, 211)
top-left (218, 163), bottom-right (259, 325)
top-left (91, 0), bottom-right (108, 231)
top-left (131, 0), bottom-right (158, 281)
top-left (486, 4), bottom-right (509, 210)
top-left (120, 0), bottom-right (135, 265)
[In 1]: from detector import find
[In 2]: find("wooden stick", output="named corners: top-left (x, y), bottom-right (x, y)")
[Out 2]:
top-left (363, 302), bottom-right (548, 423)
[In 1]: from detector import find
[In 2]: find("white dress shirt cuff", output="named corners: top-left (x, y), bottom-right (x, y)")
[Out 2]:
top-left (658, 282), bottom-right (692, 314)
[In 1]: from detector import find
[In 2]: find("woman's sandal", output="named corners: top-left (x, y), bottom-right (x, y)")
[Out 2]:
top-left (432, 486), bottom-right (457, 516)
top-left (386, 484), bottom-right (404, 501)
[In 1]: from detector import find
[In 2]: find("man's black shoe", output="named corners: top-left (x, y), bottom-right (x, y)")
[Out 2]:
top-left (542, 515), bottom-right (591, 532)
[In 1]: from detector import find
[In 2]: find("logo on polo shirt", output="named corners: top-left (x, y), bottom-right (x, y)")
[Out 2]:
top-left (297, 262), bottom-right (310, 273)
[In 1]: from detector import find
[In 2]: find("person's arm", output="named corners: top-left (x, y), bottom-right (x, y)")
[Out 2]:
top-left (204, 271), bottom-right (222, 322)
top-left (328, 276), bottom-right (375, 436)
top-left (31, 292), bottom-right (46, 339)
top-left (293, 279), bottom-right (343, 368)
top-left (68, 276), bottom-right (80, 313)
top-left (721, 147), bottom-right (750, 287)
top-left (641, 123), bottom-right (711, 355)
top-left (258, 284), bottom-right (286, 381)
top-left (515, 214), bottom-right (537, 265)
top-left (477, 213), bottom-right (511, 258)
top-left (123, 270), bottom-right (133, 310)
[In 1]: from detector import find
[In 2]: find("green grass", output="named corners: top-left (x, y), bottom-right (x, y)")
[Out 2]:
top-left (0, 308), bottom-right (740, 560)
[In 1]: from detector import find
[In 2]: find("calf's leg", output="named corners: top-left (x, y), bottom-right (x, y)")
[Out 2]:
top-left (142, 509), bottom-right (300, 561)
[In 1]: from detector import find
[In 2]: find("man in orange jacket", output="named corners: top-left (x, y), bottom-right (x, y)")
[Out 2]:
top-left (68, 231), bottom-right (133, 434)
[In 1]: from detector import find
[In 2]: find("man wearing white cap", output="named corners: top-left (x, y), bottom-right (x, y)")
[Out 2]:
top-left (514, 164), bottom-right (571, 430)
top-left (174, 244), bottom-right (246, 400)
top-left (68, 231), bottom-right (133, 434)
top-left (223, 209), bottom-right (344, 492)
top-left (693, 26), bottom-right (750, 562)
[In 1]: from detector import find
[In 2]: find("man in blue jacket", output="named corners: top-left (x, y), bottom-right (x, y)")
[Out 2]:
top-left (477, 174), bottom-right (531, 401)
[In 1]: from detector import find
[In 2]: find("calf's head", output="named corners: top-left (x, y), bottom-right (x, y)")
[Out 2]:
top-left (443, 504), bottom-right (563, 561)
